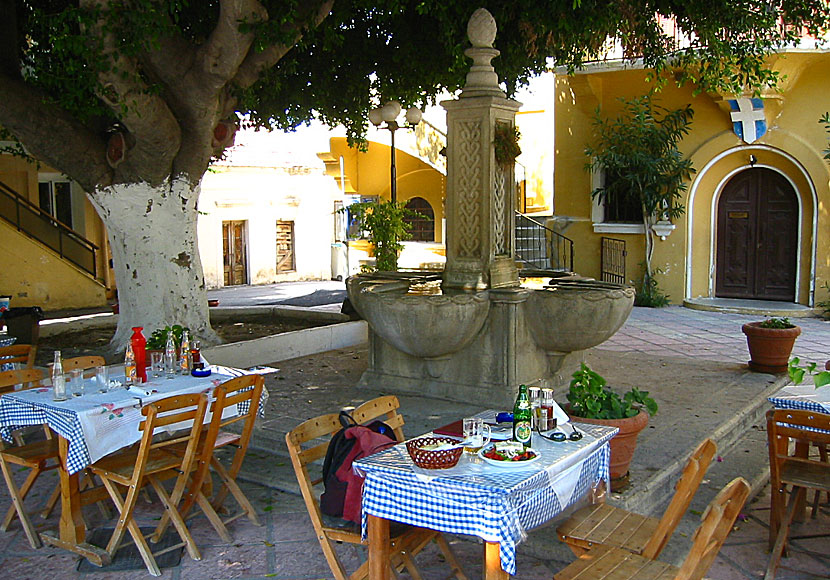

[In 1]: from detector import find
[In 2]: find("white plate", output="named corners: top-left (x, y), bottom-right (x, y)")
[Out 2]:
top-left (478, 444), bottom-right (541, 468)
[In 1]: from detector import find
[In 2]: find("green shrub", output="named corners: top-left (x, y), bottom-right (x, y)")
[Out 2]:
top-left (567, 363), bottom-right (658, 420)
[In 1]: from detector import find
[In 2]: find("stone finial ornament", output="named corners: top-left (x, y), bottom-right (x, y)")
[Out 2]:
top-left (467, 8), bottom-right (497, 48)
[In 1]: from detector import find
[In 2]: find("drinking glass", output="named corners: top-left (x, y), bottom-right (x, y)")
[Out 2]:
top-left (95, 365), bottom-right (109, 393)
top-left (164, 349), bottom-right (177, 379)
top-left (462, 417), bottom-right (491, 454)
top-left (150, 352), bottom-right (163, 378)
top-left (69, 368), bottom-right (84, 397)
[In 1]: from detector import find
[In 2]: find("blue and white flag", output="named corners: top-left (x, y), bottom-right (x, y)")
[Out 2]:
top-left (729, 97), bottom-right (766, 143)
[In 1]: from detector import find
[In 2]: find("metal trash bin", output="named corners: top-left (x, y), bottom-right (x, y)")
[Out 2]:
top-left (1, 307), bottom-right (44, 345)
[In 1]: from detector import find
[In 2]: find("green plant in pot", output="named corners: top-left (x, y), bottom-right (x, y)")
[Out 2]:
top-left (566, 363), bottom-right (657, 491)
top-left (742, 317), bottom-right (801, 374)
top-left (146, 324), bottom-right (189, 351)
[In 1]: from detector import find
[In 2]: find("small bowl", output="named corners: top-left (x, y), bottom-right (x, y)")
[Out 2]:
top-left (191, 368), bottom-right (212, 377)
top-left (406, 437), bottom-right (463, 470)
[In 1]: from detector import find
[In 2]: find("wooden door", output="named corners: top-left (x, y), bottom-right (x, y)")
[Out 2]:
top-left (222, 220), bottom-right (248, 286)
top-left (275, 220), bottom-right (295, 273)
top-left (715, 168), bottom-right (798, 301)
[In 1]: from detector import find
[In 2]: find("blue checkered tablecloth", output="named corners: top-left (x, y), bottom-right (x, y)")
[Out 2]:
top-left (0, 366), bottom-right (264, 474)
top-left (355, 420), bottom-right (617, 576)
top-left (768, 384), bottom-right (830, 415)
top-left (0, 336), bottom-right (17, 371)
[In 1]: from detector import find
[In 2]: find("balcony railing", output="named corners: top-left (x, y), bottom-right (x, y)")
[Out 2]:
top-left (0, 179), bottom-right (98, 279)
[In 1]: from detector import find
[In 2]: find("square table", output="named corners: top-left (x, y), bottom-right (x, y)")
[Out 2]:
top-left (768, 383), bottom-right (830, 415)
top-left (354, 416), bottom-right (618, 579)
top-left (0, 365), bottom-right (262, 564)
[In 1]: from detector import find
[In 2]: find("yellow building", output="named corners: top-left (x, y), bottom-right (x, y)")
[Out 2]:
top-left (554, 51), bottom-right (830, 309)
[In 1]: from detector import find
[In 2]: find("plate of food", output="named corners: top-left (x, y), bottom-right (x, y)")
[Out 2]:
top-left (478, 441), bottom-right (541, 468)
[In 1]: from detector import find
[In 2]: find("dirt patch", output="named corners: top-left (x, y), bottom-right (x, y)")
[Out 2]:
top-left (35, 318), bottom-right (331, 367)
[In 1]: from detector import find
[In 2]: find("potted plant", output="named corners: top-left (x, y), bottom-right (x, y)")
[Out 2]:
top-left (565, 363), bottom-right (658, 491)
top-left (742, 317), bottom-right (801, 374)
top-left (146, 324), bottom-right (190, 355)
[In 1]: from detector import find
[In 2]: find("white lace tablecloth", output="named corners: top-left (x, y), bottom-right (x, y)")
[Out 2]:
top-left (0, 366), bottom-right (263, 474)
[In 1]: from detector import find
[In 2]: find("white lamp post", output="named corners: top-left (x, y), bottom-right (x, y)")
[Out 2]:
top-left (368, 100), bottom-right (422, 203)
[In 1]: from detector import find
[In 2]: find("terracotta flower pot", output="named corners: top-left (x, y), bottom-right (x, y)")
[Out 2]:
top-left (742, 322), bottom-right (801, 374)
top-left (566, 406), bottom-right (649, 492)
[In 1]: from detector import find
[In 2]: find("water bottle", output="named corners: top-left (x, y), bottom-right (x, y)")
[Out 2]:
top-left (125, 342), bottom-right (136, 385)
top-left (179, 330), bottom-right (191, 375)
top-left (164, 330), bottom-right (177, 379)
top-left (52, 350), bottom-right (67, 401)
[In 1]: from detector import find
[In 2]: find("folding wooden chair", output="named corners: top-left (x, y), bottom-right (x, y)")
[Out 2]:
top-left (0, 368), bottom-right (59, 549)
top-left (62, 355), bottom-right (106, 377)
top-left (286, 395), bottom-right (467, 580)
top-left (87, 393), bottom-right (208, 577)
top-left (0, 344), bottom-right (36, 369)
top-left (155, 374), bottom-right (265, 542)
top-left (557, 438), bottom-right (717, 559)
top-left (554, 477), bottom-right (750, 580)
top-left (765, 409), bottom-right (830, 580)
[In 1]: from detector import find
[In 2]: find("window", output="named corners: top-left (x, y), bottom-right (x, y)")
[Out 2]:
top-left (591, 169), bottom-right (646, 234)
top-left (38, 179), bottom-right (73, 228)
top-left (403, 197), bottom-right (435, 242)
top-left (276, 220), bottom-right (295, 273)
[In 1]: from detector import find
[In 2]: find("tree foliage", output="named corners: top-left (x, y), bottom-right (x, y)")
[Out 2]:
top-left (343, 200), bottom-right (421, 272)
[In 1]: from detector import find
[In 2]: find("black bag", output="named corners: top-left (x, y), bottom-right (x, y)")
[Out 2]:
top-left (320, 410), bottom-right (396, 518)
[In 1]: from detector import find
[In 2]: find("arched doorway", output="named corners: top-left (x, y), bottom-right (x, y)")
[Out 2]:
top-left (715, 167), bottom-right (798, 301)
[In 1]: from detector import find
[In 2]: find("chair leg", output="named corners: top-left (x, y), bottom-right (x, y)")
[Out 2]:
top-left (434, 534), bottom-right (470, 580)
top-left (765, 486), bottom-right (806, 580)
top-left (0, 459), bottom-right (42, 549)
top-left (1, 463), bottom-right (41, 531)
top-left (147, 476), bottom-right (201, 562)
top-left (39, 482), bottom-right (61, 520)
top-left (100, 477), bottom-right (163, 576)
top-left (768, 482), bottom-right (787, 551)
top-left (210, 457), bottom-right (260, 526)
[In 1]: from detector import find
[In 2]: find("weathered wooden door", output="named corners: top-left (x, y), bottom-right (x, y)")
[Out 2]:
top-left (715, 168), bottom-right (797, 301)
top-left (275, 220), bottom-right (295, 273)
top-left (222, 220), bottom-right (248, 286)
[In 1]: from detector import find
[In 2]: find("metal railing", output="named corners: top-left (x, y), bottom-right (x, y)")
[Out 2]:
top-left (514, 211), bottom-right (574, 273)
top-left (0, 179), bottom-right (98, 278)
top-left (601, 237), bottom-right (626, 284)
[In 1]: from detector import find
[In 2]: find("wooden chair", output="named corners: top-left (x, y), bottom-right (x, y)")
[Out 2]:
top-left (87, 393), bottom-right (208, 577)
top-left (155, 374), bottom-right (265, 542)
top-left (765, 409), bottom-right (830, 580)
top-left (62, 355), bottom-right (106, 377)
top-left (557, 438), bottom-right (717, 559)
top-left (553, 477), bottom-right (751, 580)
top-left (0, 344), bottom-right (36, 369)
top-left (286, 395), bottom-right (468, 580)
top-left (0, 368), bottom-right (60, 549)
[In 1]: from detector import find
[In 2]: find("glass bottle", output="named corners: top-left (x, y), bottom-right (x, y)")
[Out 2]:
top-left (513, 384), bottom-right (532, 449)
top-left (131, 326), bottom-right (147, 383)
top-left (51, 350), bottom-right (67, 401)
top-left (124, 342), bottom-right (136, 385)
top-left (190, 340), bottom-right (202, 371)
top-left (164, 329), bottom-right (177, 378)
top-left (179, 330), bottom-right (191, 375)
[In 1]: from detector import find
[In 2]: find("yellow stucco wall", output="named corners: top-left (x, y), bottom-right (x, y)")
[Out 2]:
top-left (555, 52), bottom-right (830, 305)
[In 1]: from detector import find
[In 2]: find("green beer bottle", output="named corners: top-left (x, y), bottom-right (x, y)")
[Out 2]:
top-left (513, 384), bottom-right (532, 449)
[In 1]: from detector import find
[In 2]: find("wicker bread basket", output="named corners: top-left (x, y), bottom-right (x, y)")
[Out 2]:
top-left (406, 437), bottom-right (463, 469)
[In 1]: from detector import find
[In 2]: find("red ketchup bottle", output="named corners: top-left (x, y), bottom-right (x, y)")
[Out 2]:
top-left (131, 326), bottom-right (147, 383)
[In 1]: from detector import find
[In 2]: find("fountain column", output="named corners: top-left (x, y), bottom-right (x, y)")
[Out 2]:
top-left (441, 8), bottom-right (521, 291)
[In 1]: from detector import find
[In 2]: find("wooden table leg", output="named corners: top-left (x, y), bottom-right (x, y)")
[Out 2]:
top-left (484, 541), bottom-right (509, 579)
top-left (40, 436), bottom-right (110, 566)
top-left (368, 514), bottom-right (391, 580)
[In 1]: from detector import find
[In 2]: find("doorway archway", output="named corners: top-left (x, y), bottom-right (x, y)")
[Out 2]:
top-left (715, 167), bottom-right (798, 301)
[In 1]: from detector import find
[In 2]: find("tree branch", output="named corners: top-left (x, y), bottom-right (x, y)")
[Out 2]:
top-left (0, 75), bottom-right (111, 191)
top-left (81, 0), bottom-right (181, 185)
top-left (233, 0), bottom-right (334, 90)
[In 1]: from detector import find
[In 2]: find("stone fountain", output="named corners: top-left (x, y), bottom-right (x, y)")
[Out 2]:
top-left (348, 9), bottom-right (635, 407)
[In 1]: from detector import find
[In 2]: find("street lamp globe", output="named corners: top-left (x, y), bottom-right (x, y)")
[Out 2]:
top-left (368, 108), bottom-right (384, 127)
top-left (381, 100), bottom-right (401, 123)
top-left (405, 107), bottom-right (423, 125)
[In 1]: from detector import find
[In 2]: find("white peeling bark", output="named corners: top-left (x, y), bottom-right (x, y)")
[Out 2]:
top-left (89, 178), bottom-right (220, 351)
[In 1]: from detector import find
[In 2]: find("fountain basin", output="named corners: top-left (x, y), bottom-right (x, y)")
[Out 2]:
top-left (350, 276), bottom-right (490, 360)
top-left (524, 280), bottom-right (635, 353)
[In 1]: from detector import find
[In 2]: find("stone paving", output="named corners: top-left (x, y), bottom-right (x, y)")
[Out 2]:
top-left (1, 304), bottom-right (829, 579)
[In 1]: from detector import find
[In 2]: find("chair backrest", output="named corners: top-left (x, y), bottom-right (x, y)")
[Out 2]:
top-left (184, 375), bottom-right (264, 509)
top-left (62, 355), bottom-right (107, 376)
top-left (0, 344), bottom-right (36, 369)
top-left (0, 368), bottom-right (45, 393)
top-left (674, 477), bottom-right (750, 580)
top-left (285, 395), bottom-right (405, 529)
top-left (641, 438), bottom-right (717, 559)
top-left (767, 408), bottom-right (830, 485)
top-left (135, 393), bottom-right (208, 485)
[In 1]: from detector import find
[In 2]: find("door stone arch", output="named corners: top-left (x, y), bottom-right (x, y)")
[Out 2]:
top-left (715, 167), bottom-right (798, 301)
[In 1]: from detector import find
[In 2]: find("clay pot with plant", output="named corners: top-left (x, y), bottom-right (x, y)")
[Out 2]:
top-left (565, 363), bottom-right (658, 491)
top-left (742, 317), bottom-right (801, 374)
